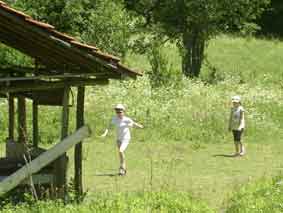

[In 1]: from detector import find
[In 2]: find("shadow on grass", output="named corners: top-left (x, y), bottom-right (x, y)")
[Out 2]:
top-left (95, 172), bottom-right (120, 177)
top-left (213, 154), bottom-right (238, 158)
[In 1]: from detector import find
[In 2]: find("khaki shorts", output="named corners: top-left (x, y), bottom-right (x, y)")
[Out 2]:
top-left (117, 139), bottom-right (130, 152)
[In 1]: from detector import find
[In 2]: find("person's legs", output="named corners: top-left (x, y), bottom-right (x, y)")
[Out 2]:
top-left (232, 131), bottom-right (240, 155)
top-left (117, 140), bottom-right (129, 175)
top-left (239, 142), bottom-right (245, 156)
top-left (234, 141), bottom-right (239, 155)
top-left (233, 130), bottom-right (245, 156)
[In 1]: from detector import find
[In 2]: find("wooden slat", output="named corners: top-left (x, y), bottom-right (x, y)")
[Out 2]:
top-left (0, 79), bottom-right (109, 93)
top-left (0, 4), bottom-right (31, 19)
top-left (0, 126), bottom-right (91, 196)
top-left (51, 30), bottom-right (76, 42)
top-left (71, 41), bottom-right (98, 51)
top-left (25, 18), bottom-right (55, 30)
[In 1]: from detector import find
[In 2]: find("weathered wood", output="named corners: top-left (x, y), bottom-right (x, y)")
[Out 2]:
top-left (32, 100), bottom-right (38, 147)
top-left (55, 86), bottom-right (69, 195)
top-left (0, 79), bottom-right (109, 93)
top-left (8, 94), bottom-right (14, 141)
top-left (75, 86), bottom-right (85, 198)
top-left (0, 73), bottom-right (115, 82)
top-left (17, 95), bottom-right (27, 143)
top-left (0, 15), bottom-right (120, 75)
top-left (0, 125), bottom-right (91, 196)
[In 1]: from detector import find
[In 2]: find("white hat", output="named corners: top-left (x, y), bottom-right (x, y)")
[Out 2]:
top-left (114, 103), bottom-right (125, 111)
top-left (231, 95), bottom-right (241, 103)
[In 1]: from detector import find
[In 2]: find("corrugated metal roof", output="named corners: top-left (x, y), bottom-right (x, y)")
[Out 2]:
top-left (0, 1), bottom-right (142, 78)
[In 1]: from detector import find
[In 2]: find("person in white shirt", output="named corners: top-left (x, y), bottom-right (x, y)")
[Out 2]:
top-left (228, 96), bottom-right (245, 156)
top-left (101, 104), bottom-right (143, 175)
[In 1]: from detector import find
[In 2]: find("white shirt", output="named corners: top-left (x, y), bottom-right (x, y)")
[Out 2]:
top-left (111, 116), bottom-right (134, 141)
top-left (230, 106), bottom-right (245, 130)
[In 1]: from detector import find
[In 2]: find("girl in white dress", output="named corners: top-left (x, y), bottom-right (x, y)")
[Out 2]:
top-left (101, 104), bottom-right (143, 175)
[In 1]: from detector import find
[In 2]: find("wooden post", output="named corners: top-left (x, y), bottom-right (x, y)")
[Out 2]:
top-left (32, 100), bottom-right (39, 147)
top-left (17, 95), bottom-right (27, 143)
top-left (75, 86), bottom-right (85, 199)
top-left (55, 85), bottom-right (69, 197)
top-left (0, 126), bottom-right (91, 196)
top-left (8, 94), bottom-right (15, 141)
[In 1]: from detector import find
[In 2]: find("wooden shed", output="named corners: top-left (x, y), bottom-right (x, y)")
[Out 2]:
top-left (0, 1), bottom-right (141, 198)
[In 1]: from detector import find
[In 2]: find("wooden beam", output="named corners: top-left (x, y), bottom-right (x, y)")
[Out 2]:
top-left (0, 125), bottom-right (91, 196)
top-left (75, 86), bottom-right (85, 199)
top-left (55, 86), bottom-right (70, 196)
top-left (32, 100), bottom-right (38, 147)
top-left (8, 94), bottom-right (14, 141)
top-left (17, 95), bottom-right (27, 143)
top-left (0, 74), bottom-right (117, 82)
top-left (0, 79), bottom-right (109, 93)
top-left (0, 66), bottom-right (113, 77)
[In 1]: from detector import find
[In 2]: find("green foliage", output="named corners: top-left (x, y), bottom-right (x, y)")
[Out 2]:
top-left (0, 44), bottom-right (33, 68)
top-left (226, 175), bottom-right (283, 212)
top-left (147, 42), bottom-right (182, 87)
top-left (0, 192), bottom-right (213, 213)
top-left (80, 0), bottom-right (133, 57)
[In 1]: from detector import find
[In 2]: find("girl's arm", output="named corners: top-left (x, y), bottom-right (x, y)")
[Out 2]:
top-left (133, 122), bottom-right (144, 129)
top-left (100, 128), bottom-right (109, 137)
top-left (238, 110), bottom-right (245, 130)
top-left (100, 120), bottom-right (113, 137)
top-left (228, 109), bottom-right (232, 131)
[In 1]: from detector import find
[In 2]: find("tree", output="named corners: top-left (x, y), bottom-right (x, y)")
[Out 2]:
top-left (257, 0), bottom-right (283, 37)
top-left (123, 0), bottom-right (270, 77)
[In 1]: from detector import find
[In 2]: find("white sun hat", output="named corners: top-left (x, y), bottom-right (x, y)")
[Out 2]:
top-left (231, 95), bottom-right (241, 103)
top-left (114, 103), bottom-right (125, 111)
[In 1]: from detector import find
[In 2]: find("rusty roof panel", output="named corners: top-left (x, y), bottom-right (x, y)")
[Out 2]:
top-left (118, 63), bottom-right (142, 76)
top-left (0, 2), bottom-right (142, 78)
top-left (51, 31), bottom-right (76, 42)
top-left (25, 18), bottom-right (55, 30)
top-left (92, 50), bottom-right (120, 62)
top-left (1, 4), bottom-right (31, 18)
top-left (71, 41), bottom-right (98, 51)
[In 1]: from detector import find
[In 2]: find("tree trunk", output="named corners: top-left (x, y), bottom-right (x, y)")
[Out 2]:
top-left (182, 30), bottom-right (205, 78)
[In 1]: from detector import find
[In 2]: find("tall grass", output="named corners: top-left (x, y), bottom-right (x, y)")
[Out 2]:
top-left (1, 192), bottom-right (213, 213)
top-left (225, 175), bottom-right (283, 212)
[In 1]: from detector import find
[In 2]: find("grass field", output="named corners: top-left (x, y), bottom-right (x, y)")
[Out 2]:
top-left (68, 137), bottom-right (283, 210)
top-left (1, 35), bottom-right (283, 212)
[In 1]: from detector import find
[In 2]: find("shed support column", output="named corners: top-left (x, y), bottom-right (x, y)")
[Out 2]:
top-left (32, 100), bottom-right (39, 147)
top-left (56, 85), bottom-right (70, 198)
top-left (75, 86), bottom-right (85, 200)
top-left (17, 95), bottom-right (27, 143)
top-left (8, 94), bottom-right (15, 141)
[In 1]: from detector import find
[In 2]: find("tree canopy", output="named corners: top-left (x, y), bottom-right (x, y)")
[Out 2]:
top-left (123, 0), bottom-right (270, 77)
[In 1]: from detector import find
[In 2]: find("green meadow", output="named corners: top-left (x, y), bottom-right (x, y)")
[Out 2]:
top-left (1, 35), bottom-right (283, 212)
